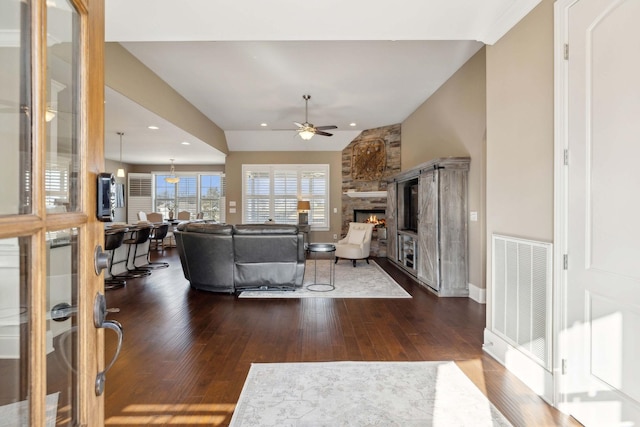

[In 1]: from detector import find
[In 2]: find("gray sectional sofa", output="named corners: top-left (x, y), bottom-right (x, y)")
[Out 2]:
top-left (174, 222), bottom-right (306, 293)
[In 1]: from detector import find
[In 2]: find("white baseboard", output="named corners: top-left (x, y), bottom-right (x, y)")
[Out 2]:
top-left (483, 328), bottom-right (554, 405)
top-left (468, 283), bottom-right (486, 303)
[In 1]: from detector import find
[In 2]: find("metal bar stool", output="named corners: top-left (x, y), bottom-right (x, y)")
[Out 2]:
top-left (123, 226), bottom-right (153, 277)
top-left (140, 223), bottom-right (170, 269)
top-left (104, 228), bottom-right (128, 290)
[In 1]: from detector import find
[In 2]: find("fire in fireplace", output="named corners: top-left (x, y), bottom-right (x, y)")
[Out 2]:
top-left (353, 209), bottom-right (386, 227)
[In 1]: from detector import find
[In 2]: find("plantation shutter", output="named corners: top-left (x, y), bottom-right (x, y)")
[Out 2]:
top-left (242, 164), bottom-right (330, 229)
top-left (127, 173), bottom-right (152, 223)
top-left (300, 170), bottom-right (328, 227)
top-left (244, 169), bottom-right (270, 223)
top-left (45, 158), bottom-right (70, 210)
top-left (273, 170), bottom-right (298, 223)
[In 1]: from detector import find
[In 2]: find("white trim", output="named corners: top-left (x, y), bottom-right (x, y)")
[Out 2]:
top-left (553, 0), bottom-right (577, 412)
top-left (483, 328), bottom-right (554, 404)
top-left (481, 0), bottom-right (543, 44)
top-left (468, 283), bottom-right (486, 304)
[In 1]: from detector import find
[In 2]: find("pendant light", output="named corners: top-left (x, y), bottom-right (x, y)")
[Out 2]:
top-left (116, 131), bottom-right (125, 178)
top-left (165, 159), bottom-right (180, 184)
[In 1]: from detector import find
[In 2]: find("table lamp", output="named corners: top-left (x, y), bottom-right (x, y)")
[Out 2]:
top-left (297, 200), bottom-right (310, 224)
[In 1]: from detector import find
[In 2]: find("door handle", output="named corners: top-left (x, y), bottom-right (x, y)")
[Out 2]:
top-left (94, 245), bottom-right (109, 275)
top-left (50, 302), bottom-right (78, 322)
top-left (94, 292), bottom-right (124, 396)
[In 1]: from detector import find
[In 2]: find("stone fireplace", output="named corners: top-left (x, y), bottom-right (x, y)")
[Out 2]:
top-left (340, 124), bottom-right (401, 257)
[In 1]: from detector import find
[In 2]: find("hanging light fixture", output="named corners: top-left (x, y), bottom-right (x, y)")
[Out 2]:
top-left (165, 159), bottom-right (180, 184)
top-left (116, 131), bottom-right (125, 178)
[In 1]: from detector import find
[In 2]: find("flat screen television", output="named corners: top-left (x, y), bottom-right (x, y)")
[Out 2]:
top-left (402, 178), bottom-right (419, 232)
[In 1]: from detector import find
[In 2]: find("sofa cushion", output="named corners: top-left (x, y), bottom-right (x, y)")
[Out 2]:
top-left (233, 224), bottom-right (298, 235)
top-left (178, 222), bottom-right (233, 235)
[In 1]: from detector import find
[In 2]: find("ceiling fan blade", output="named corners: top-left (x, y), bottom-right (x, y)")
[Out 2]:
top-left (314, 130), bottom-right (333, 137)
top-left (294, 122), bottom-right (304, 128)
top-left (315, 125), bottom-right (337, 131)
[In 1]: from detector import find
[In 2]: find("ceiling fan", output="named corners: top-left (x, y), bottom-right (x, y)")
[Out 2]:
top-left (294, 94), bottom-right (337, 140)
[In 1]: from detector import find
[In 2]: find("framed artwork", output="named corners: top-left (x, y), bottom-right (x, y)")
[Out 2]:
top-left (351, 139), bottom-right (386, 181)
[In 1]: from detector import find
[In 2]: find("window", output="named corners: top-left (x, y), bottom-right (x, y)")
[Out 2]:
top-left (153, 173), bottom-right (225, 222)
top-left (243, 164), bottom-right (329, 229)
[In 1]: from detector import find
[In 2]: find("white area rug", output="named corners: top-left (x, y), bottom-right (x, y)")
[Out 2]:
top-left (0, 392), bottom-right (59, 427)
top-left (230, 361), bottom-right (512, 427)
top-left (238, 259), bottom-right (411, 299)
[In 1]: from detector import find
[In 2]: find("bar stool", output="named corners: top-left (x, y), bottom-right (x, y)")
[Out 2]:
top-left (149, 223), bottom-right (169, 253)
top-left (141, 223), bottom-right (170, 269)
top-left (104, 228), bottom-right (128, 290)
top-left (123, 226), bottom-right (153, 277)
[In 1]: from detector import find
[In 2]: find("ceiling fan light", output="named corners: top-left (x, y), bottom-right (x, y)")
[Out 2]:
top-left (116, 168), bottom-right (125, 178)
top-left (299, 130), bottom-right (314, 140)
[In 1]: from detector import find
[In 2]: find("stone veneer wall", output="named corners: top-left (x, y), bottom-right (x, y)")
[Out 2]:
top-left (341, 124), bottom-right (401, 256)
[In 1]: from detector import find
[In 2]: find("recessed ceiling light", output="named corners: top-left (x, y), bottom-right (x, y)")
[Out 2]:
top-left (181, 141), bottom-right (191, 145)
top-left (260, 123), bottom-right (268, 127)
top-left (148, 125), bottom-right (159, 130)
top-left (350, 122), bottom-right (357, 127)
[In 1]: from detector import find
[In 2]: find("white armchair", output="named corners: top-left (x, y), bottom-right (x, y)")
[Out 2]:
top-left (334, 222), bottom-right (374, 267)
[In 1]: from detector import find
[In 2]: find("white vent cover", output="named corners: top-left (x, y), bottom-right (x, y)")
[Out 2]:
top-left (127, 173), bottom-right (153, 223)
top-left (492, 234), bottom-right (552, 370)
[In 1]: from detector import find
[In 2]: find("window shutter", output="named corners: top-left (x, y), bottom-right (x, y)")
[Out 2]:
top-left (273, 170), bottom-right (298, 223)
top-left (244, 170), bottom-right (271, 223)
top-left (127, 173), bottom-right (152, 223)
top-left (301, 170), bottom-right (328, 226)
top-left (242, 165), bottom-right (329, 229)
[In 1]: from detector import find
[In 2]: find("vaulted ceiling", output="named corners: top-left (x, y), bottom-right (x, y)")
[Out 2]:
top-left (104, 0), bottom-right (541, 165)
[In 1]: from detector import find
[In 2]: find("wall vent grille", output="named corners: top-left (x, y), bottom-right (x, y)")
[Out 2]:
top-left (492, 234), bottom-right (552, 370)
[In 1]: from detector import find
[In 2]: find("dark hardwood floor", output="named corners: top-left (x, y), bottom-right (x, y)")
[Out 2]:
top-left (103, 248), bottom-right (580, 427)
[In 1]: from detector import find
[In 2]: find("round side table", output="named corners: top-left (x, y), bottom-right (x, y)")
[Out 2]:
top-left (306, 243), bottom-right (336, 292)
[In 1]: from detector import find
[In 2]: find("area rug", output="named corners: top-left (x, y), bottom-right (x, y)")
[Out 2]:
top-left (238, 259), bottom-right (411, 299)
top-left (229, 361), bottom-right (512, 426)
top-left (0, 392), bottom-right (59, 427)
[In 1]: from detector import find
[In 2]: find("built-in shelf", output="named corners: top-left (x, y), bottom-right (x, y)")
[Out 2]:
top-left (344, 191), bottom-right (388, 198)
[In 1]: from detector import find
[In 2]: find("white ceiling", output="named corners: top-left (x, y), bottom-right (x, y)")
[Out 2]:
top-left (104, 87), bottom-right (227, 165)
top-left (104, 0), bottom-right (541, 165)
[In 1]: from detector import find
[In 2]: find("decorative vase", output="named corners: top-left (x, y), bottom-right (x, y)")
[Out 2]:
top-left (169, 210), bottom-right (174, 220)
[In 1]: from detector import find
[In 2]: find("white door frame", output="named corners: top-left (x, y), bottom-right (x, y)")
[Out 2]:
top-left (553, 0), bottom-right (578, 412)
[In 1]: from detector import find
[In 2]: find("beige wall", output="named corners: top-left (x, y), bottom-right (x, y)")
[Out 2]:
top-left (225, 151), bottom-right (343, 243)
top-left (401, 49), bottom-right (487, 290)
top-left (485, 0), bottom-right (554, 320)
top-left (105, 43), bottom-right (228, 156)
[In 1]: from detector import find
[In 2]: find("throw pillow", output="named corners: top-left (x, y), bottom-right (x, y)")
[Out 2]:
top-left (348, 228), bottom-right (366, 245)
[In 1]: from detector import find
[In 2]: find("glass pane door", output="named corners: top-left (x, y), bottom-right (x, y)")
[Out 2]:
top-left (0, 0), bottom-right (106, 425)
